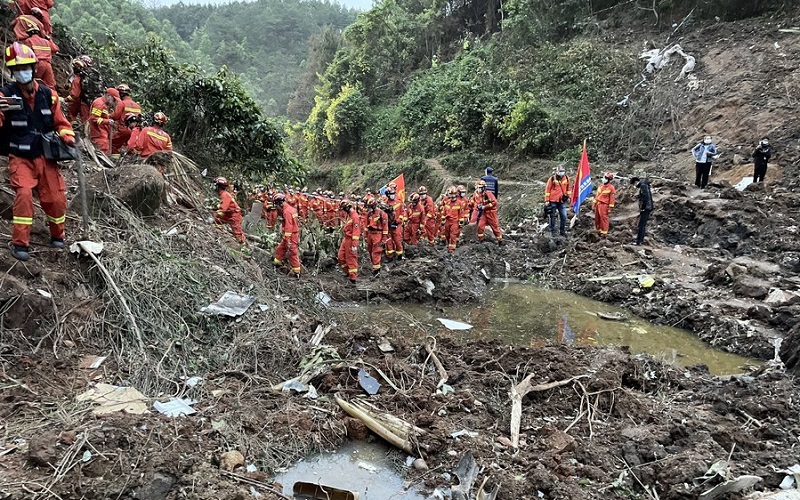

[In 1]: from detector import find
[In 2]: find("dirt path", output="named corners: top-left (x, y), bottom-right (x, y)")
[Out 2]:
top-left (425, 158), bottom-right (543, 189)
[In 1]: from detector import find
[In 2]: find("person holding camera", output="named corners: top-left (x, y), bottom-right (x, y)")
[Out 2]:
top-left (629, 176), bottom-right (653, 245)
top-left (752, 138), bottom-right (772, 183)
top-left (1, 42), bottom-right (75, 261)
top-left (544, 165), bottom-right (571, 238)
top-left (691, 135), bottom-right (719, 188)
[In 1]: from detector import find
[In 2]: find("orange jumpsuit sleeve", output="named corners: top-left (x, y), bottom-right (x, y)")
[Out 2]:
top-left (484, 191), bottom-right (497, 209)
top-left (218, 190), bottom-right (235, 214)
top-left (48, 38), bottom-right (59, 53)
top-left (127, 128), bottom-right (141, 152)
top-left (608, 186), bottom-right (616, 208)
top-left (90, 98), bottom-right (107, 125)
top-left (110, 99), bottom-right (125, 121)
top-left (66, 74), bottom-right (80, 102)
top-left (544, 178), bottom-right (553, 201)
top-left (50, 89), bottom-right (74, 138)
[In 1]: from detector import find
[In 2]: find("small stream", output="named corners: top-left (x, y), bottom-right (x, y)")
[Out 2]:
top-left (338, 282), bottom-right (759, 376)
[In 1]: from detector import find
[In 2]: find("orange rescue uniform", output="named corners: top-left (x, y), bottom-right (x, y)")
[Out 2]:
top-left (111, 96), bottom-right (142, 154)
top-left (215, 189), bottom-right (245, 243)
top-left (593, 183), bottom-right (616, 237)
top-left (385, 200), bottom-right (405, 259)
top-left (14, 0), bottom-right (53, 37)
top-left (404, 202), bottom-right (423, 245)
top-left (366, 207), bottom-right (388, 271)
top-left (12, 15), bottom-right (43, 41)
top-left (337, 208), bottom-right (361, 281)
top-left (470, 190), bottom-right (503, 243)
top-left (89, 95), bottom-right (113, 154)
top-left (135, 126), bottom-right (172, 158)
top-left (420, 195), bottom-right (438, 245)
top-left (440, 198), bottom-right (464, 252)
top-left (0, 81), bottom-right (74, 248)
top-left (274, 202), bottom-right (301, 274)
top-left (545, 175), bottom-right (571, 203)
top-left (21, 34), bottom-right (58, 88)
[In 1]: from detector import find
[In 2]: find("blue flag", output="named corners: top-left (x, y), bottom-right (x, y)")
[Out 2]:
top-left (572, 141), bottom-right (593, 214)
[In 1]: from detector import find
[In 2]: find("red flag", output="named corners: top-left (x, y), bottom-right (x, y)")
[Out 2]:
top-left (571, 140), bottom-right (593, 214)
top-left (389, 173), bottom-right (405, 202)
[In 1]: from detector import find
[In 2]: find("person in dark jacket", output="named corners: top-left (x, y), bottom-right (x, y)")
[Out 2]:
top-left (481, 166), bottom-right (499, 198)
top-left (630, 176), bottom-right (653, 246)
top-left (752, 138), bottom-right (772, 183)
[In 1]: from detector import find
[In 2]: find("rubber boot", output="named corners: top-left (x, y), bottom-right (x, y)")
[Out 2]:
top-left (51, 238), bottom-right (65, 249)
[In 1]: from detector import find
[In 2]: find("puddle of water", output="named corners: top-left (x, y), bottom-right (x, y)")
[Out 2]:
top-left (339, 283), bottom-right (759, 375)
top-left (274, 441), bottom-right (424, 499)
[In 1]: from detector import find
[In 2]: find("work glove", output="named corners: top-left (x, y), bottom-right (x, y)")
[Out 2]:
top-left (478, 204), bottom-right (484, 210)
top-left (350, 246), bottom-right (357, 253)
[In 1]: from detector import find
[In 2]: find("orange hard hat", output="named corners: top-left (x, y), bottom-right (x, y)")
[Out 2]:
top-left (153, 112), bottom-right (168, 125)
top-left (214, 176), bottom-right (229, 187)
top-left (418, 186), bottom-right (427, 194)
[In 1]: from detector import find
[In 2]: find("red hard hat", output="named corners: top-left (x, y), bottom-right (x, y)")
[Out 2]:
top-left (153, 112), bottom-right (168, 125)
top-left (214, 176), bottom-right (228, 187)
top-left (5, 42), bottom-right (37, 68)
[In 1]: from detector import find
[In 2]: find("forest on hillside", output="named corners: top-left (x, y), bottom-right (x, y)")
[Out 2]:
top-left (299, 0), bottom-right (791, 164)
top-left (51, 0), bottom-right (357, 115)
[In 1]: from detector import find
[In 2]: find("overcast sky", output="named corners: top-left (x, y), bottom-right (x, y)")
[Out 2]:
top-left (149, 0), bottom-right (372, 11)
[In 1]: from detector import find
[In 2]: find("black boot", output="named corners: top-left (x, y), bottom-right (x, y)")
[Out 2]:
top-left (10, 245), bottom-right (29, 261)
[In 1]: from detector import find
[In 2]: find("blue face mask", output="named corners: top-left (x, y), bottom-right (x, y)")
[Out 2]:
top-left (14, 69), bottom-right (34, 84)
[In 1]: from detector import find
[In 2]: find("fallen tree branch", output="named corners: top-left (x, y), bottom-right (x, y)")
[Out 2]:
top-left (336, 397), bottom-right (416, 454)
top-left (219, 469), bottom-right (290, 499)
top-left (79, 242), bottom-right (144, 352)
top-left (424, 336), bottom-right (448, 391)
top-left (509, 374), bottom-right (589, 448)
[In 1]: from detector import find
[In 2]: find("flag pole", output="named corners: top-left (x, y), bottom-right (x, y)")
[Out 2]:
top-left (569, 138), bottom-right (588, 229)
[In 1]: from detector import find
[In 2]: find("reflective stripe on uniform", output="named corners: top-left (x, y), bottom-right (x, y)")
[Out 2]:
top-left (12, 216), bottom-right (33, 225)
top-left (47, 214), bottom-right (66, 224)
top-left (147, 131), bottom-right (170, 142)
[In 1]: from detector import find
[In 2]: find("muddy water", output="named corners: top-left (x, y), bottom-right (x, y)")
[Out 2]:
top-left (342, 283), bottom-right (759, 375)
top-left (274, 441), bottom-right (424, 499)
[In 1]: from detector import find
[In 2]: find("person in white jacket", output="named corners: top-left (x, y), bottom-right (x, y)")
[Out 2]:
top-left (691, 136), bottom-right (719, 188)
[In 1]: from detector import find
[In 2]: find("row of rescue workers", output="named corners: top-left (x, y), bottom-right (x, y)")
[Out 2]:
top-left (211, 177), bottom-right (504, 283)
top-left (2, 0), bottom-right (174, 260)
top-left (8, 0), bottom-right (174, 158)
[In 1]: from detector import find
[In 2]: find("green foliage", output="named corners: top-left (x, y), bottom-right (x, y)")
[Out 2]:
top-left (52, 0), bottom-right (200, 64)
top-left (304, 82), bottom-right (369, 159)
top-left (503, 0), bottom-right (591, 43)
top-left (499, 94), bottom-right (560, 154)
top-left (153, 0), bottom-right (357, 116)
top-left (323, 84), bottom-right (369, 155)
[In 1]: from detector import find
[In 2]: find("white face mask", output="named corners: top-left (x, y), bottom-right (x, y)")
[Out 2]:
top-left (14, 69), bottom-right (34, 84)
top-left (602, 178), bottom-right (609, 184)
top-left (704, 138), bottom-right (712, 145)
top-left (388, 194), bottom-right (395, 200)
top-left (420, 194), bottom-right (427, 199)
